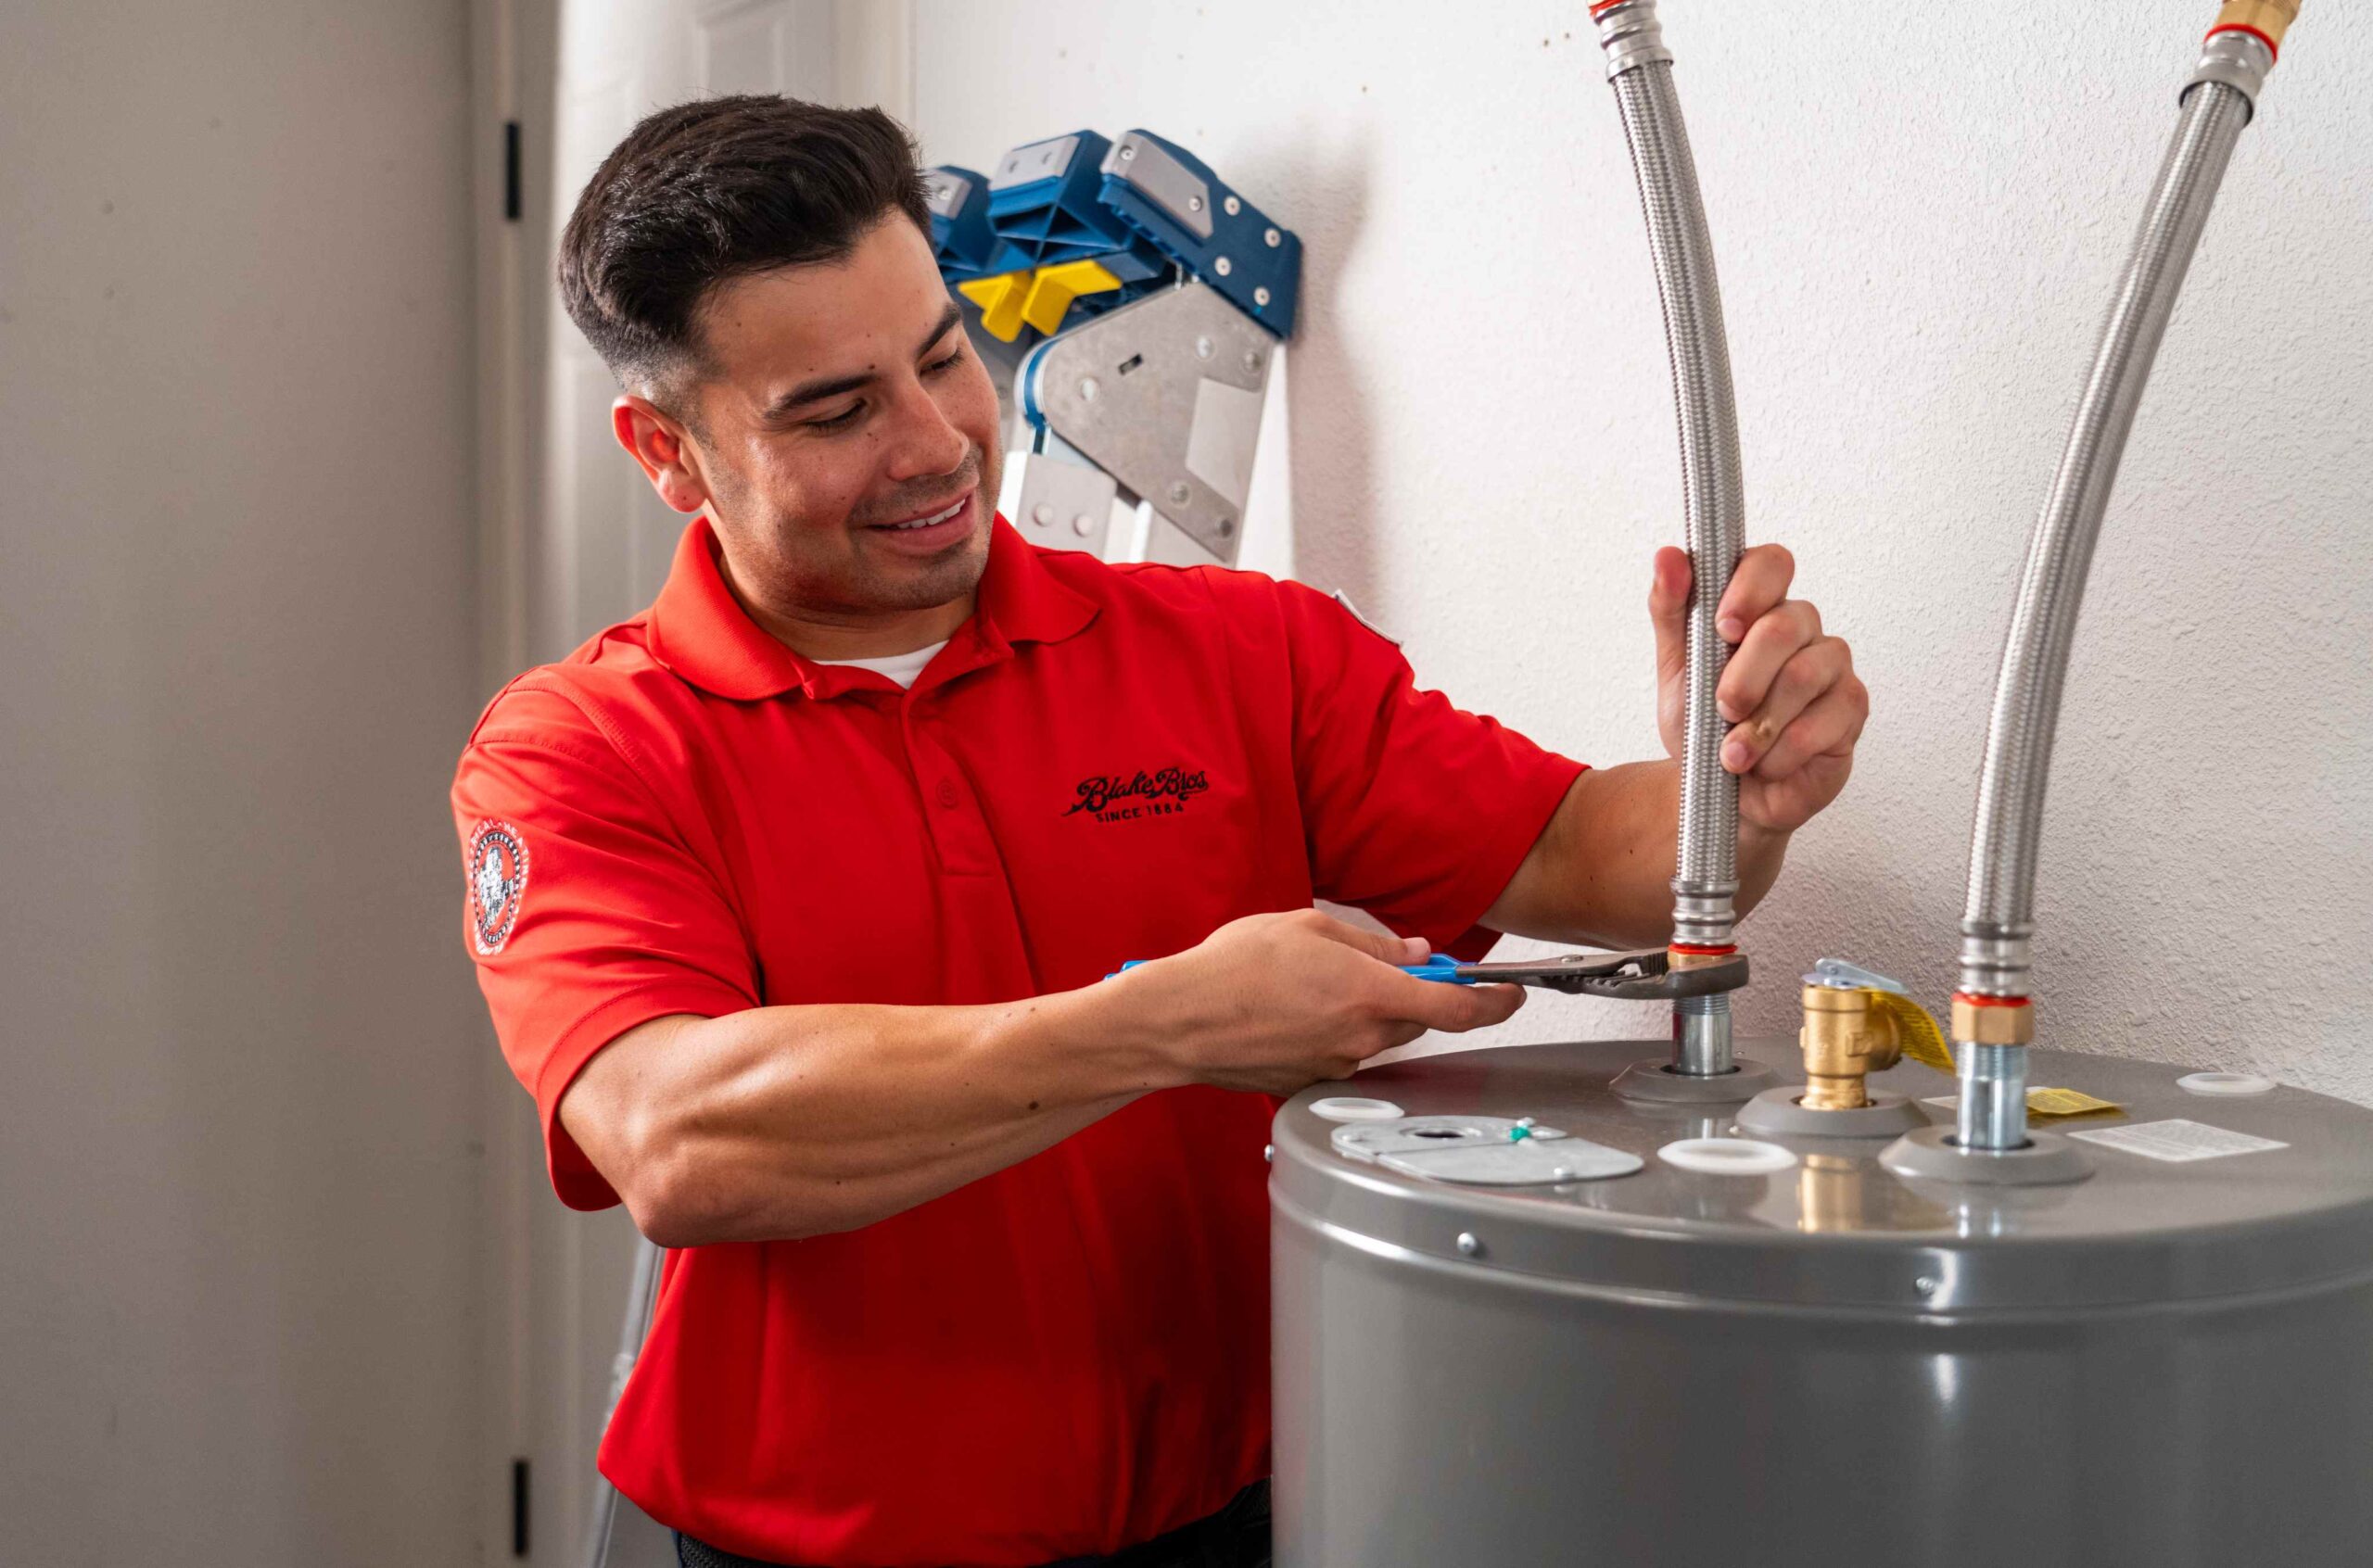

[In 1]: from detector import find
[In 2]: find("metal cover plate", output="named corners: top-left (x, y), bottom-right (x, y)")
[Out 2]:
top-left (1378, 1138), bottom-right (1642, 1186)
top-left (1331, 1114), bottom-right (1564, 1163)
top-left (991, 134), bottom-right (1080, 189)
top-left (925, 170), bottom-right (973, 217)
top-left (1102, 132), bottom-right (1214, 239)
top-left (1029, 282), bottom-right (1272, 562)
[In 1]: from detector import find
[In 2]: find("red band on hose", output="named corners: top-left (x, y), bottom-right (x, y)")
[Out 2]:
top-left (1670, 942), bottom-right (1738, 956)
top-left (2206, 21), bottom-right (2279, 61)
top-left (1953, 992), bottom-right (2031, 1008)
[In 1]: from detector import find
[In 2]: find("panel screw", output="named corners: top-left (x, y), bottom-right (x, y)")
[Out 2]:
top-left (1263, 1143), bottom-right (1274, 1164)
top-left (1031, 502), bottom-right (1054, 525)
top-left (1915, 1276), bottom-right (1939, 1296)
top-left (1213, 256), bottom-right (1233, 276)
top-left (1253, 286), bottom-right (1272, 307)
top-left (1072, 513), bottom-right (1096, 537)
top-left (1264, 227), bottom-right (1282, 247)
top-left (1195, 335), bottom-right (1214, 360)
top-left (1241, 349), bottom-right (1262, 373)
top-left (1456, 1233), bottom-right (1482, 1258)
top-left (1167, 480), bottom-right (1192, 505)
top-left (1078, 377), bottom-right (1099, 401)
top-left (1188, 195), bottom-right (1204, 213)
top-left (1120, 145), bottom-right (1136, 160)
top-left (1217, 517), bottom-right (1236, 538)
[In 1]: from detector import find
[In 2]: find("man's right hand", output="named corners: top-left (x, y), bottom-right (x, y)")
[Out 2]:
top-left (1104, 909), bottom-right (1527, 1095)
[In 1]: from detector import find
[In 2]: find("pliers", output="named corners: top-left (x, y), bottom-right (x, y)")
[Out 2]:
top-left (1110, 945), bottom-right (1747, 1001)
top-left (1401, 946), bottom-right (1748, 1001)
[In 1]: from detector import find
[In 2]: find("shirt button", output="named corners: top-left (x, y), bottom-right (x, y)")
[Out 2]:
top-left (936, 778), bottom-right (960, 809)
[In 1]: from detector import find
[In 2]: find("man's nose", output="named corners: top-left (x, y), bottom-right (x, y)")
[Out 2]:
top-left (880, 378), bottom-right (971, 483)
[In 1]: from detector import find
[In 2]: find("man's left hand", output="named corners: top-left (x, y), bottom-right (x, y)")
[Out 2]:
top-left (1649, 544), bottom-right (1867, 837)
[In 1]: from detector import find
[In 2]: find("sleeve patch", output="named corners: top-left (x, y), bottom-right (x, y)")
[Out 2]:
top-left (467, 819), bottom-right (532, 955)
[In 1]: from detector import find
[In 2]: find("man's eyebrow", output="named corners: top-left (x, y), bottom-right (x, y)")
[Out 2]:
top-left (764, 302), bottom-right (967, 419)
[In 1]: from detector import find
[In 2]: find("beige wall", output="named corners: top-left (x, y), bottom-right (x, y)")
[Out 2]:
top-left (0, 2), bottom-right (488, 1561)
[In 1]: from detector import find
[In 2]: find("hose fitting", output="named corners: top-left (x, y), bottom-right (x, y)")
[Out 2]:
top-left (2189, 27), bottom-right (2278, 115)
top-left (1953, 996), bottom-right (2034, 1153)
top-left (1592, 0), bottom-right (1674, 81)
top-left (2207, 0), bottom-right (2300, 57)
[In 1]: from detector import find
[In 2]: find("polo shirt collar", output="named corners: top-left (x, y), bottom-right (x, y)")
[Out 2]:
top-left (648, 514), bottom-right (1098, 702)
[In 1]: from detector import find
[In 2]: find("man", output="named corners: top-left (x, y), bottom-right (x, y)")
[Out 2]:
top-left (453, 97), bottom-right (1865, 1568)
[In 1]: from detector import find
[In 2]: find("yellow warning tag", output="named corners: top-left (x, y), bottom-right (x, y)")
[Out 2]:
top-left (2024, 1087), bottom-right (2122, 1118)
top-left (1872, 992), bottom-right (1955, 1075)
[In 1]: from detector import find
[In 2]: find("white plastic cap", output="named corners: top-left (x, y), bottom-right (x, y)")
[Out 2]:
top-left (1310, 1096), bottom-right (1406, 1122)
top-left (2177, 1071), bottom-right (2276, 1097)
top-left (1659, 1137), bottom-right (1796, 1175)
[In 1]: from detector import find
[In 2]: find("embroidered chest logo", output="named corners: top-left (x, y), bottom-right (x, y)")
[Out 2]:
top-left (1062, 765), bottom-right (1212, 823)
top-left (466, 819), bottom-right (530, 955)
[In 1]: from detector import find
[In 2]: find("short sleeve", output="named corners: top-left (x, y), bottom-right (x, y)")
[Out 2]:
top-left (452, 684), bottom-right (757, 1209)
top-left (1278, 583), bottom-right (1586, 960)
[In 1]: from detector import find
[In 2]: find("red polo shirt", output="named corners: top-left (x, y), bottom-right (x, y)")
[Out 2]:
top-left (452, 516), bottom-right (1582, 1567)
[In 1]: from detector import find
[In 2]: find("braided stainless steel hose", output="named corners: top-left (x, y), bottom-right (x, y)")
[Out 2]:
top-left (1955, 9), bottom-right (2292, 1154)
top-left (1594, 0), bottom-right (1745, 1076)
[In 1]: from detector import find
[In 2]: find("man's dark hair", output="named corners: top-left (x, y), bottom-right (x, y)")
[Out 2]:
top-left (557, 95), bottom-right (933, 405)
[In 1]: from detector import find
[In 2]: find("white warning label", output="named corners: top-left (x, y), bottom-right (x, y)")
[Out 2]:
top-left (2068, 1119), bottom-right (2289, 1163)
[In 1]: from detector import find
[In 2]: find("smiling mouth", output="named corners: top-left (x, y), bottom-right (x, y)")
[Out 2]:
top-left (871, 493), bottom-right (970, 532)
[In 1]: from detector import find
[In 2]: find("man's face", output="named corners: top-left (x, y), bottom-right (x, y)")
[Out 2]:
top-left (667, 215), bottom-right (1003, 622)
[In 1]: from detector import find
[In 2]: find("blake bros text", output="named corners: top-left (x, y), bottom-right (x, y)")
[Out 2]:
top-left (1062, 765), bottom-right (1212, 824)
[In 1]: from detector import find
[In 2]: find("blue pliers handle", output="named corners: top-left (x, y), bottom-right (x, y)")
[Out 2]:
top-left (1108, 954), bottom-right (1474, 983)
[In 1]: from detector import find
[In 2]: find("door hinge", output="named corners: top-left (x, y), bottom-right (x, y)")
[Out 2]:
top-left (511, 1456), bottom-right (530, 1557)
top-left (503, 121), bottom-right (523, 221)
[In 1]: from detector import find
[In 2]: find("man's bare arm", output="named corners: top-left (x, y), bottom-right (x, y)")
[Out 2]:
top-left (559, 910), bottom-right (1526, 1247)
top-left (1478, 762), bottom-right (1788, 948)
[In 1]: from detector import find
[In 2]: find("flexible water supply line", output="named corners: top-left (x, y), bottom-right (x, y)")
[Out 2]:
top-left (1954, 5), bottom-right (2296, 1153)
top-left (1592, 0), bottom-right (1745, 1078)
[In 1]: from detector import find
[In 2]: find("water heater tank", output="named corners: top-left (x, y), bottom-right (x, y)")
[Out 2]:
top-left (1271, 1039), bottom-right (2373, 1567)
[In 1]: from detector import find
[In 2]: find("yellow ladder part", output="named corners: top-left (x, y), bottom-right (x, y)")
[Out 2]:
top-left (1020, 259), bottom-right (1123, 336)
top-left (957, 271), bottom-right (1034, 342)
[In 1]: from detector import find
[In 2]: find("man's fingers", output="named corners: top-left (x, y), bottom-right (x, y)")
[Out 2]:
top-left (1647, 546), bottom-right (1692, 685)
top-left (1299, 909), bottom-right (1428, 967)
top-left (1725, 635), bottom-right (1849, 772)
top-left (1751, 678), bottom-right (1869, 779)
top-left (1715, 544), bottom-right (1796, 643)
top-left (1716, 601), bottom-right (1824, 727)
top-left (1384, 977), bottom-right (1528, 1033)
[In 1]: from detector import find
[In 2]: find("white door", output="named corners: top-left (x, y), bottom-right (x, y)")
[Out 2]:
top-left (481, 4), bottom-right (913, 1562)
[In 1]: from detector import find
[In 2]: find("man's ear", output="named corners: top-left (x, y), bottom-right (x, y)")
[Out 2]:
top-left (613, 395), bottom-right (713, 515)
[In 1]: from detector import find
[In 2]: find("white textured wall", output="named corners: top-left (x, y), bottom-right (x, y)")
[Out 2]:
top-left (914, 3), bottom-right (2373, 1093)
top-left (0, 2), bottom-right (487, 1562)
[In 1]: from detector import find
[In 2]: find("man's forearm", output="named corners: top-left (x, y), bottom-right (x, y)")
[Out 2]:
top-left (565, 984), bottom-right (1172, 1247)
top-left (1482, 761), bottom-right (1790, 949)
top-left (562, 912), bottom-right (1535, 1248)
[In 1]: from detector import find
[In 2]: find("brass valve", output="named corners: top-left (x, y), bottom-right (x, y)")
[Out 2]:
top-left (1798, 983), bottom-right (1904, 1111)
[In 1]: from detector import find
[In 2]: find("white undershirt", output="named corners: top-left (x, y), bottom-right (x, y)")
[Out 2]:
top-left (816, 639), bottom-right (948, 690)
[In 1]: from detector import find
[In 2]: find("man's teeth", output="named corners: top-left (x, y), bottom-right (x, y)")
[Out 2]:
top-left (884, 498), bottom-right (965, 531)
